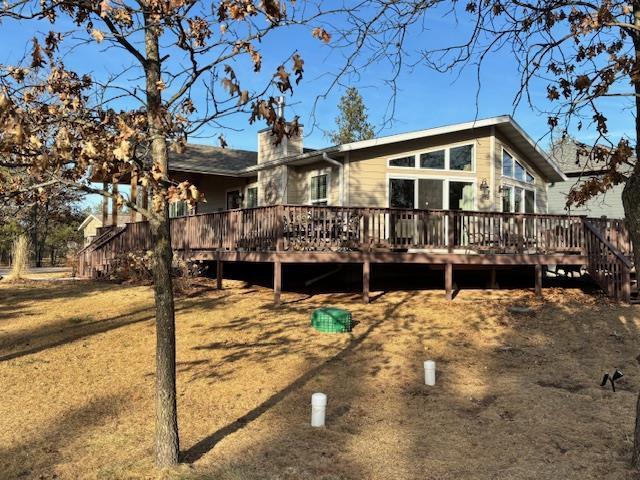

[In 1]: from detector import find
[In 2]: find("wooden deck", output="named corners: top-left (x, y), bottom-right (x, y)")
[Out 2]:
top-left (78, 205), bottom-right (634, 304)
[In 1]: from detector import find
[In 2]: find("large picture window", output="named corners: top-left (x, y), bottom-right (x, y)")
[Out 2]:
top-left (503, 148), bottom-right (535, 184)
top-left (389, 178), bottom-right (415, 209)
top-left (419, 150), bottom-right (445, 170)
top-left (389, 177), bottom-right (474, 210)
top-left (450, 145), bottom-right (473, 171)
top-left (310, 174), bottom-right (328, 205)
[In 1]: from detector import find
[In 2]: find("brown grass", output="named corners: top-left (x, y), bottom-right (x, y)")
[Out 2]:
top-left (0, 279), bottom-right (639, 479)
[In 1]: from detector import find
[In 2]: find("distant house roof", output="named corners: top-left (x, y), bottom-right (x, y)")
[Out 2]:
top-left (550, 138), bottom-right (634, 177)
top-left (78, 214), bottom-right (125, 231)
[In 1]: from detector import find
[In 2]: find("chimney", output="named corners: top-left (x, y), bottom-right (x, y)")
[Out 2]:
top-left (257, 97), bottom-right (303, 164)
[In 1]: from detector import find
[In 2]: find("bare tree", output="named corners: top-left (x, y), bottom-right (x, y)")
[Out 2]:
top-left (0, 0), bottom-right (370, 467)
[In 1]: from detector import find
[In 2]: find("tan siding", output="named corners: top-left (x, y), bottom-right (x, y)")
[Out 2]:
top-left (346, 128), bottom-right (493, 209)
top-left (286, 162), bottom-right (340, 205)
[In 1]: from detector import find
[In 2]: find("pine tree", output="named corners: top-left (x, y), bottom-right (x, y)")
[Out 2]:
top-left (330, 87), bottom-right (375, 144)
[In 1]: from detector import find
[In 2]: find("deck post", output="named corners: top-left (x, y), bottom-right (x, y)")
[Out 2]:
top-left (622, 264), bottom-right (631, 303)
top-left (274, 260), bottom-right (282, 307)
top-left (535, 264), bottom-right (543, 298)
top-left (445, 263), bottom-right (453, 301)
top-left (102, 181), bottom-right (109, 225)
top-left (130, 170), bottom-right (138, 223)
top-left (489, 268), bottom-right (497, 289)
top-left (216, 257), bottom-right (224, 290)
top-left (111, 182), bottom-right (119, 226)
top-left (362, 259), bottom-right (370, 303)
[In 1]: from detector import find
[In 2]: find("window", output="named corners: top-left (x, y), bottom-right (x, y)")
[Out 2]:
top-left (389, 178), bottom-right (415, 208)
top-left (513, 187), bottom-right (523, 213)
top-left (420, 150), bottom-right (445, 169)
top-left (503, 148), bottom-right (535, 183)
top-left (226, 190), bottom-right (241, 209)
top-left (450, 145), bottom-right (473, 171)
top-left (449, 181), bottom-right (475, 210)
top-left (169, 200), bottom-right (188, 218)
top-left (389, 156), bottom-right (415, 167)
top-left (502, 150), bottom-right (513, 177)
top-left (310, 174), bottom-right (328, 205)
top-left (417, 179), bottom-right (444, 209)
top-left (246, 187), bottom-right (258, 208)
top-left (502, 186), bottom-right (513, 212)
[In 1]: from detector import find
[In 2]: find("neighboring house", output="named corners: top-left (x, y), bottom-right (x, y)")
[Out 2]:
top-left (164, 115), bottom-right (565, 216)
top-left (78, 214), bottom-right (124, 245)
top-left (548, 138), bottom-right (626, 218)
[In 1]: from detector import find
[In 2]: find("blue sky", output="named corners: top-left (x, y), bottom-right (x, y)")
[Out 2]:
top-left (0, 2), bottom-right (635, 208)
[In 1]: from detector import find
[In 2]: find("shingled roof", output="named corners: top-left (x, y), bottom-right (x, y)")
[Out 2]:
top-left (169, 143), bottom-right (258, 174)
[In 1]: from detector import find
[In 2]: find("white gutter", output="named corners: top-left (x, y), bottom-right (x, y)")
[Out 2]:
top-left (322, 152), bottom-right (345, 206)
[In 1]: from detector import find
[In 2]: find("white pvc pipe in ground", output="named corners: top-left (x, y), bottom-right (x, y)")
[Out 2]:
top-left (424, 360), bottom-right (436, 386)
top-left (311, 392), bottom-right (327, 427)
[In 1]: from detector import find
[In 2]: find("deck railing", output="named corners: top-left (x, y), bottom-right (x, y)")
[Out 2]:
top-left (80, 204), bottom-right (626, 265)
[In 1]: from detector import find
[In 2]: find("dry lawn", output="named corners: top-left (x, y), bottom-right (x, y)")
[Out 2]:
top-left (1, 278), bottom-right (639, 480)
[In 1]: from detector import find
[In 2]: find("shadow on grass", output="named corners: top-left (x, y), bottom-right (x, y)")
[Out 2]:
top-left (181, 297), bottom-right (406, 463)
top-left (0, 393), bottom-right (124, 478)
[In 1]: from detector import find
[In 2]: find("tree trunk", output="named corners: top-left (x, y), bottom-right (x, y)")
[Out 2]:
top-left (144, 12), bottom-right (180, 467)
top-left (626, 2), bottom-right (640, 468)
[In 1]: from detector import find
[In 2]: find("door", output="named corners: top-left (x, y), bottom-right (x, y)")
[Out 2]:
top-left (389, 179), bottom-right (415, 244)
top-left (524, 189), bottom-right (536, 241)
top-left (226, 190), bottom-right (241, 210)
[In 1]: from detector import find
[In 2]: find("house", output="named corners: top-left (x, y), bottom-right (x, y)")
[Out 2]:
top-left (78, 214), bottom-right (125, 245)
top-left (82, 115), bottom-right (634, 305)
top-left (164, 115), bottom-right (565, 216)
top-left (547, 138), bottom-right (626, 218)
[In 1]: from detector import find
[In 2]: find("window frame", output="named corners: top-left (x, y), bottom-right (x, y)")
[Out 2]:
top-left (245, 184), bottom-right (259, 208)
top-left (500, 183), bottom-right (536, 214)
top-left (501, 147), bottom-right (535, 185)
top-left (386, 141), bottom-right (476, 173)
top-left (386, 173), bottom-right (477, 211)
top-left (309, 169), bottom-right (331, 205)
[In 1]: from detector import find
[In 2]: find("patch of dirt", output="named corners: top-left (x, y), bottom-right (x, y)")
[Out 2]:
top-left (0, 281), bottom-right (638, 480)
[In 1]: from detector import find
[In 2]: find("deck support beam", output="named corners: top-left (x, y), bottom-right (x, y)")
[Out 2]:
top-left (216, 259), bottom-right (224, 290)
top-left (111, 182), bottom-right (119, 226)
top-left (130, 170), bottom-right (138, 223)
top-left (102, 181), bottom-right (109, 225)
top-left (363, 259), bottom-right (370, 304)
top-left (535, 264), bottom-right (543, 299)
top-left (445, 263), bottom-right (453, 301)
top-left (274, 260), bottom-right (281, 307)
top-left (489, 268), bottom-right (497, 289)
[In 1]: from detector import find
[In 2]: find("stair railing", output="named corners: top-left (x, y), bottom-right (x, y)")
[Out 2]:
top-left (583, 219), bottom-right (633, 302)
